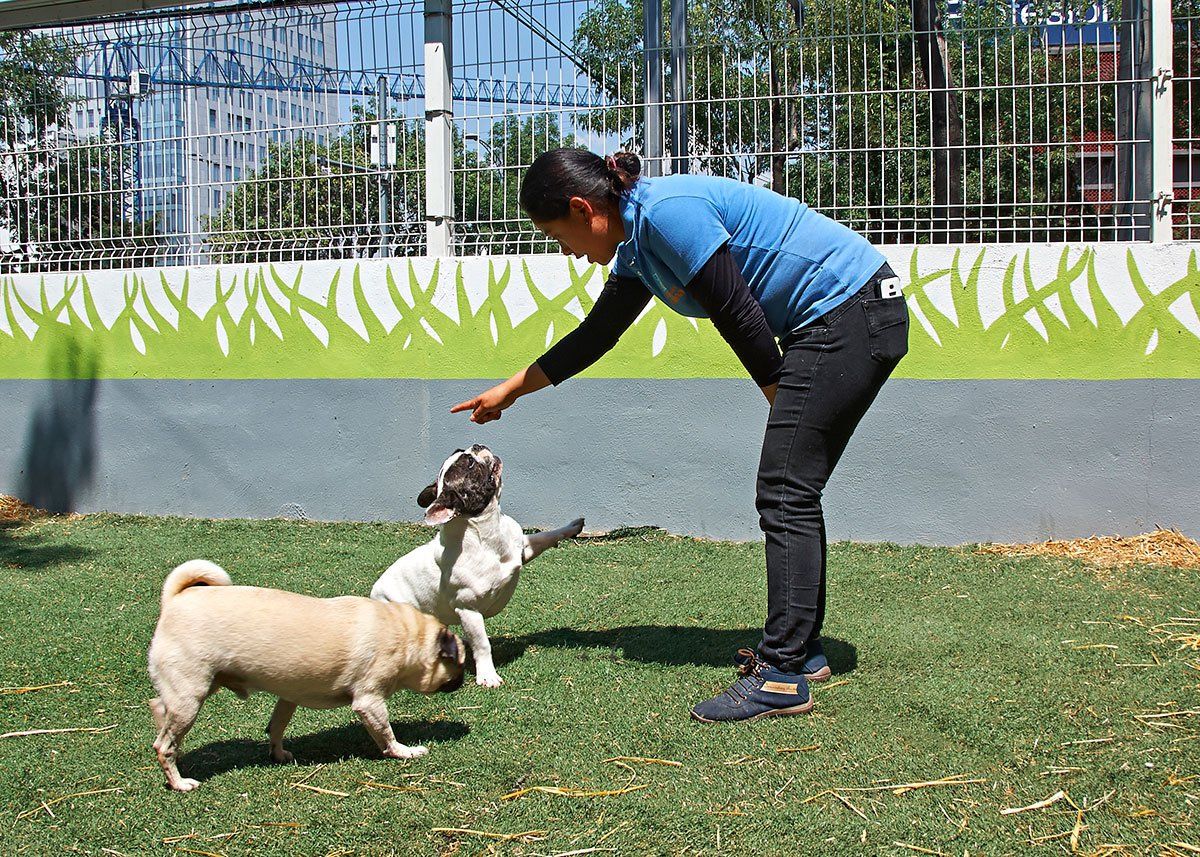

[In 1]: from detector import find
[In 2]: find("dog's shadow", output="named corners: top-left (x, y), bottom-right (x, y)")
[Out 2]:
top-left (180, 718), bottom-right (469, 782)
top-left (494, 626), bottom-right (858, 673)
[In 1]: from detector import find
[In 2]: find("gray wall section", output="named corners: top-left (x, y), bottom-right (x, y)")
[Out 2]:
top-left (1, 378), bottom-right (1196, 544)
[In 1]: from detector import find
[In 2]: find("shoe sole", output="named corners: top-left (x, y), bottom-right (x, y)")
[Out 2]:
top-left (690, 697), bottom-right (815, 724)
top-left (806, 665), bottom-right (833, 682)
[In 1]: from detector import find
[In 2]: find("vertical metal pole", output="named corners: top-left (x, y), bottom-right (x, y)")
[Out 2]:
top-left (669, 0), bottom-right (688, 175)
top-left (1116, 0), bottom-right (1152, 240)
top-left (377, 75), bottom-right (390, 257)
top-left (643, 0), bottom-right (664, 178)
top-left (1150, 0), bottom-right (1174, 242)
top-left (424, 0), bottom-right (453, 256)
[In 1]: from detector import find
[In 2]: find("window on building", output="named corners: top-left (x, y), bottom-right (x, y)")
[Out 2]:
top-left (209, 108), bottom-right (217, 129)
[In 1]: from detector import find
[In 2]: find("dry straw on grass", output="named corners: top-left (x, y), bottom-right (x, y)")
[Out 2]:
top-left (0, 495), bottom-right (49, 524)
top-left (979, 528), bottom-right (1200, 571)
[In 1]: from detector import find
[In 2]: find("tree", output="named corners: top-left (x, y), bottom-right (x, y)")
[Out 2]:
top-left (206, 106), bottom-right (576, 260)
top-left (571, 0), bottom-right (1125, 243)
top-left (203, 103), bottom-right (425, 263)
top-left (1, 32), bottom-right (161, 271)
top-left (457, 112), bottom-right (578, 254)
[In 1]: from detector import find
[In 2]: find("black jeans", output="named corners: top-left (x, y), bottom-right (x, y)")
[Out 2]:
top-left (755, 265), bottom-right (909, 672)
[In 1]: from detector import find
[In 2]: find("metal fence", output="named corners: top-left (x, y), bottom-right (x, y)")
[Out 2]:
top-left (0, 0), bottom-right (1193, 272)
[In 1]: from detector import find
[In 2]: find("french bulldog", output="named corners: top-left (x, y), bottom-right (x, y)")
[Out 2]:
top-left (371, 445), bottom-right (583, 687)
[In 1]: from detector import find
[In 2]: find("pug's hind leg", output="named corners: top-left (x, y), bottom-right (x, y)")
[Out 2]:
top-left (352, 695), bottom-right (427, 759)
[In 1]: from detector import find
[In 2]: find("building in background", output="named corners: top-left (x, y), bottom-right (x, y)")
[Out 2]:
top-left (64, 9), bottom-right (338, 261)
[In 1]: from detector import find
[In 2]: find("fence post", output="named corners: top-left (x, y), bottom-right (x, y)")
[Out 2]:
top-left (425, 0), bottom-right (453, 256)
top-left (1150, 0), bottom-right (1175, 242)
top-left (669, 0), bottom-right (688, 175)
top-left (643, 0), bottom-right (664, 177)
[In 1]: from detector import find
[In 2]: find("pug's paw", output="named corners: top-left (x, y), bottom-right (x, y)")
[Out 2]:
top-left (384, 743), bottom-right (428, 759)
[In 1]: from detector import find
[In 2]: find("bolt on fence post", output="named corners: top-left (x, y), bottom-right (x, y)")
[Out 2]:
top-left (1150, 0), bottom-right (1175, 242)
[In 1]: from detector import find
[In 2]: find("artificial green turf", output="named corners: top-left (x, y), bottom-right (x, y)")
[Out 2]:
top-left (1, 514), bottom-right (1196, 856)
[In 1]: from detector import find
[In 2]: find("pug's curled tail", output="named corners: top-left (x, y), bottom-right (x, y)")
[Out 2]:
top-left (161, 559), bottom-right (232, 605)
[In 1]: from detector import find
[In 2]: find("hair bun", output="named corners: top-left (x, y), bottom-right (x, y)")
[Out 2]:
top-left (611, 151), bottom-right (642, 180)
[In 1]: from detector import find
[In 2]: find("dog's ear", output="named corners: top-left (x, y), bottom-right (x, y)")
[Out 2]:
top-left (438, 627), bottom-right (462, 663)
top-left (417, 482), bottom-right (438, 508)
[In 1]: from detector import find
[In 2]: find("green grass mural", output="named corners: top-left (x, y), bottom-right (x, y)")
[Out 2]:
top-left (2, 246), bottom-right (1198, 380)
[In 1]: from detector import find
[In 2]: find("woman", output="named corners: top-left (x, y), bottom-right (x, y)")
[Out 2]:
top-left (451, 149), bottom-right (908, 722)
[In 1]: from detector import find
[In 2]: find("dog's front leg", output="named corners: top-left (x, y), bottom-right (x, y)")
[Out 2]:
top-left (522, 517), bottom-right (585, 562)
top-left (266, 699), bottom-right (298, 763)
top-left (455, 608), bottom-right (502, 687)
top-left (352, 695), bottom-right (428, 759)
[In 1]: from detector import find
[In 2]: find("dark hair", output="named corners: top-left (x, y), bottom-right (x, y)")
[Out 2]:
top-left (519, 148), bottom-right (642, 222)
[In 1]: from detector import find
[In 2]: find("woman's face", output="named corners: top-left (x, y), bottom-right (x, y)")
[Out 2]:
top-left (534, 197), bottom-right (625, 265)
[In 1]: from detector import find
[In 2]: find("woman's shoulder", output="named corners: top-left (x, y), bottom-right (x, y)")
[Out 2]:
top-left (635, 175), bottom-right (730, 224)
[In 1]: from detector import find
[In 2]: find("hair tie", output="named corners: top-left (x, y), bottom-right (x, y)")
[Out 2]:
top-left (605, 154), bottom-right (619, 173)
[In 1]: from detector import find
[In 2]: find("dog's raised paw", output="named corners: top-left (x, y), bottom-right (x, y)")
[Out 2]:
top-left (567, 517), bottom-right (585, 537)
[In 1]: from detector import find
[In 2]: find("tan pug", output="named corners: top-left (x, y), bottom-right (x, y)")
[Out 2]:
top-left (147, 559), bottom-right (465, 792)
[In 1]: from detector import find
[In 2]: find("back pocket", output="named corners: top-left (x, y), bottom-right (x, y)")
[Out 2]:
top-left (861, 297), bottom-right (909, 364)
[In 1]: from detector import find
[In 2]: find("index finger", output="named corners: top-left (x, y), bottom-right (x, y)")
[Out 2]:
top-left (450, 398), bottom-right (478, 414)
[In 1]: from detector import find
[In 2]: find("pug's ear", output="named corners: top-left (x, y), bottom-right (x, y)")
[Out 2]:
top-left (438, 627), bottom-right (462, 663)
top-left (417, 482), bottom-right (438, 508)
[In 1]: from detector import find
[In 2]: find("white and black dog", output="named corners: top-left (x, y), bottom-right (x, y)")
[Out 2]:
top-left (371, 445), bottom-right (584, 687)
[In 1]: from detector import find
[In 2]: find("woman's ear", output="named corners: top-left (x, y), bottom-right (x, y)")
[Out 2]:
top-left (568, 196), bottom-right (593, 219)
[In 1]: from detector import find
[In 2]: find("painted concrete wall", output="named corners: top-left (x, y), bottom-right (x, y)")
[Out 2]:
top-left (3, 244), bottom-right (1198, 543)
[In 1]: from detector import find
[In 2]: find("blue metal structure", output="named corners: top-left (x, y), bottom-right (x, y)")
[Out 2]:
top-left (69, 35), bottom-right (612, 106)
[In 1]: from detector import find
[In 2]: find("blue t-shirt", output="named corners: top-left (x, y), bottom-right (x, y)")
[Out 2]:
top-left (612, 175), bottom-right (887, 335)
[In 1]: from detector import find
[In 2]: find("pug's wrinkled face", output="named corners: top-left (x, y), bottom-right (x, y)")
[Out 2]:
top-left (417, 444), bottom-right (503, 526)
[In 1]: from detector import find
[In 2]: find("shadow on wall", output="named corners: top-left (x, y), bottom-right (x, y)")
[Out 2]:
top-left (17, 334), bottom-right (100, 514)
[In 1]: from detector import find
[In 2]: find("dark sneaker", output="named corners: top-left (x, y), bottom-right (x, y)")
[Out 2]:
top-left (690, 659), bottom-right (813, 723)
top-left (734, 641), bottom-right (833, 683)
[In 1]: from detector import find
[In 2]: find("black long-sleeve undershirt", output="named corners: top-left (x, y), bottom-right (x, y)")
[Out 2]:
top-left (535, 244), bottom-right (784, 388)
